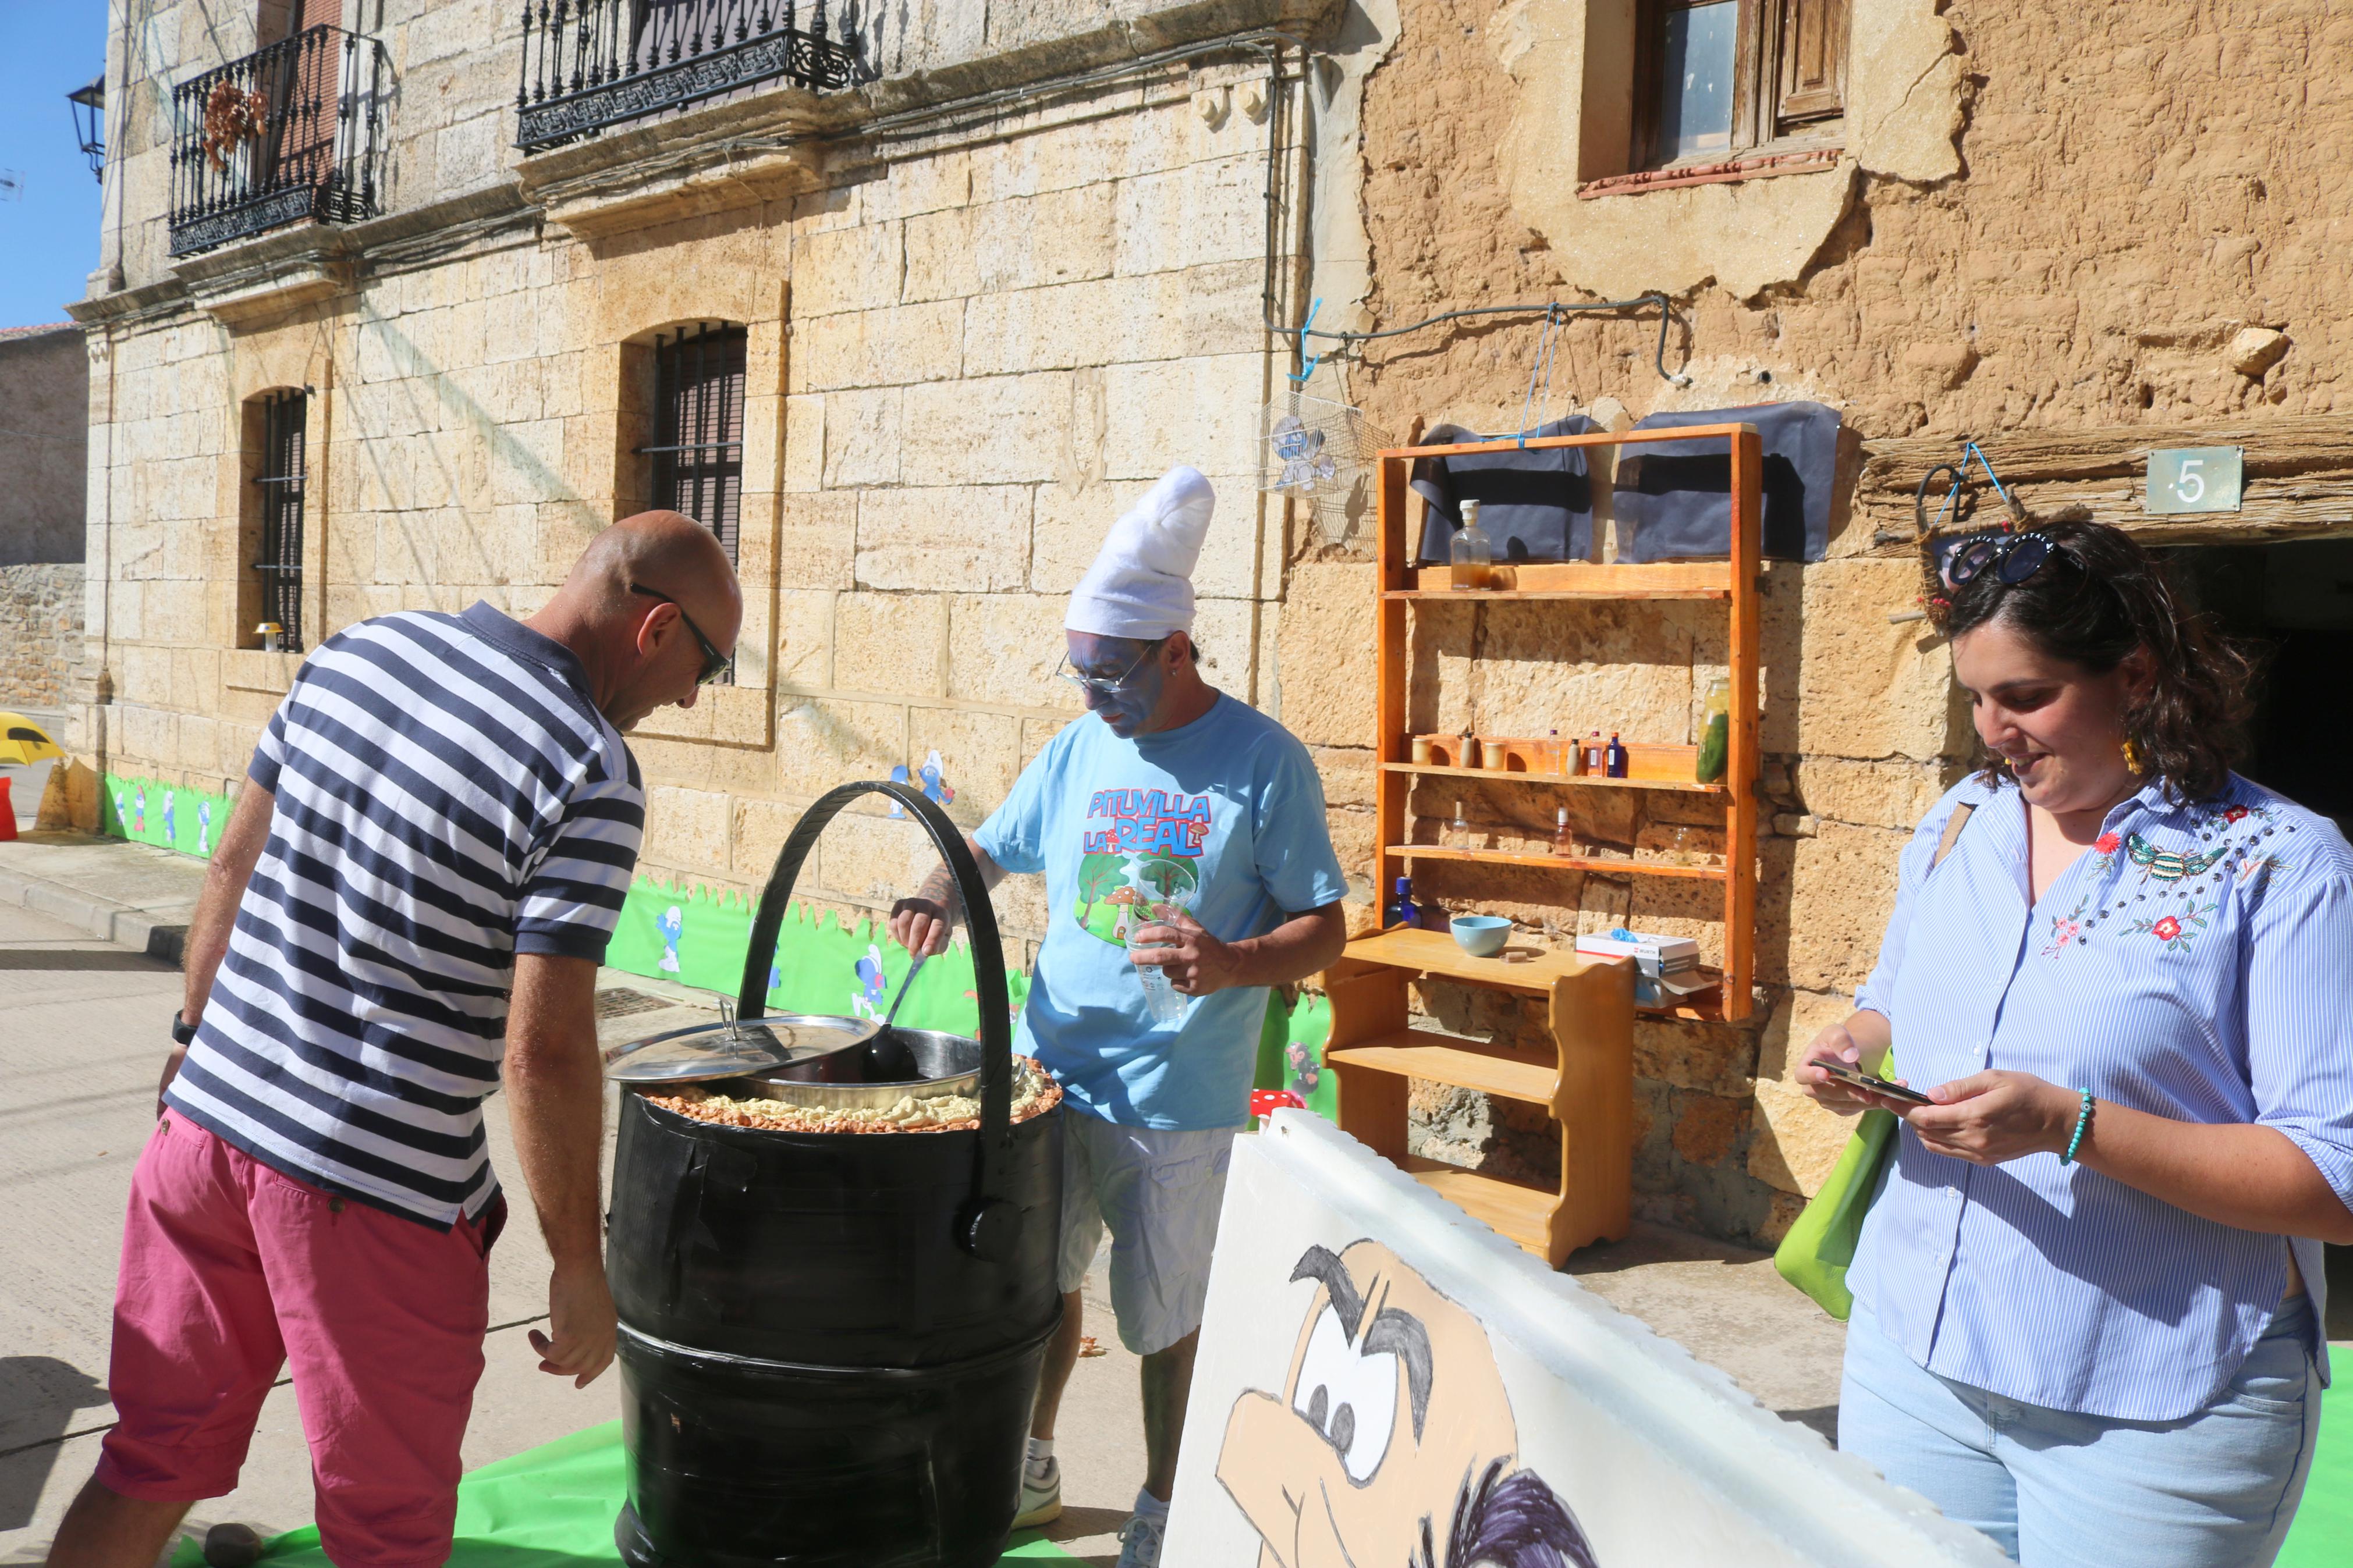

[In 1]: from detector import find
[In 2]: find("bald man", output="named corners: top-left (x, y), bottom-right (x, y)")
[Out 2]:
top-left (48, 513), bottom-right (741, 1568)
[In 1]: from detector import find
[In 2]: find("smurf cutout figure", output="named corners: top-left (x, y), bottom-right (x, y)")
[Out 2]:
top-left (887, 750), bottom-right (957, 818)
top-left (134, 787), bottom-right (146, 835)
top-left (161, 790), bottom-right (176, 847)
top-left (111, 788), bottom-right (126, 834)
top-left (656, 905), bottom-right (685, 974)
top-left (851, 943), bottom-right (889, 1021)
top-left (196, 799), bottom-right (214, 856)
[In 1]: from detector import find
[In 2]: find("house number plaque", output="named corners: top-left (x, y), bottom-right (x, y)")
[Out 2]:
top-left (2145, 446), bottom-right (2245, 514)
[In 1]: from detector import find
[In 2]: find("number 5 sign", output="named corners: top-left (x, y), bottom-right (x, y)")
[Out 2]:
top-left (2146, 447), bottom-right (2244, 514)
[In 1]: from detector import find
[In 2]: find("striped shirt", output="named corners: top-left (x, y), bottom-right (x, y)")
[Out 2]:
top-left (1851, 771), bottom-right (2353, 1421)
top-left (168, 603), bottom-right (645, 1228)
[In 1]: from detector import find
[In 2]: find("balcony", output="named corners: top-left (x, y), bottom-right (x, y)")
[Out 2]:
top-left (516, 1), bottom-right (866, 152)
top-left (168, 25), bottom-right (389, 258)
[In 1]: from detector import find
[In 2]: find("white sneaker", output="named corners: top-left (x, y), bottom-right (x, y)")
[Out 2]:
top-left (1012, 1455), bottom-right (1061, 1528)
top-left (1115, 1512), bottom-right (1166, 1568)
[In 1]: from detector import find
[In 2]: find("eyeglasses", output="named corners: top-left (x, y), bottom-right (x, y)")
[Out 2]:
top-left (628, 584), bottom-right (732, 684)
top-left (1942, 531), bottom-right (2056, 591)
top-left (1054, 641), bottom-right (1162, 698)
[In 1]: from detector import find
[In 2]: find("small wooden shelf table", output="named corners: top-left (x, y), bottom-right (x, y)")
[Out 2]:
top-left (1323, 424), bottom-right (1763, 1265)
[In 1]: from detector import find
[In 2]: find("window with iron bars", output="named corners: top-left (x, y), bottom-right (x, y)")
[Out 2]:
top-left (251, 389), bottom-right (308, 651)
top-left (638, 322), bottom-right (746, 681)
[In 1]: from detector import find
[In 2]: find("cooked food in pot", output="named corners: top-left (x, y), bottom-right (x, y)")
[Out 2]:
top-left (647, 1055), bottom-right (1062, 1134)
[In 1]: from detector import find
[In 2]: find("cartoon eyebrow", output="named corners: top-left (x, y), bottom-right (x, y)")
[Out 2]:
top-left (1289, 1247), bottom-right (1433, 1441)
top-left (1291, 1245), bottom-right (1367, 1339)
top-left (1362, 1306), bottom-right (1433, 1441)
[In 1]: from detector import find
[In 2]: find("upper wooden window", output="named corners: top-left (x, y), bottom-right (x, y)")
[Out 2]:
top-left (1633, 0), bottom-right (1847, 170)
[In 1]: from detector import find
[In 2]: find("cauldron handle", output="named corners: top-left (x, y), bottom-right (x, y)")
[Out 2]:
top-left (736, 780), bottom-right (1022, 1260)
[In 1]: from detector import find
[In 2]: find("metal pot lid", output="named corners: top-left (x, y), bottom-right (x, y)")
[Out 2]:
top-left (601, 1012), bottom-right (882, 1085)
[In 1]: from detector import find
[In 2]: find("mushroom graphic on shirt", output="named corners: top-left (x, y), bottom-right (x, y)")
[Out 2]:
top-left (1216, 1240), bottom-right (1598, 1568)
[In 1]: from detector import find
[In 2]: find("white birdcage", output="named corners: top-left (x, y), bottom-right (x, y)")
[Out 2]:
top-left (1258, 389), bottom-right (1392, 546)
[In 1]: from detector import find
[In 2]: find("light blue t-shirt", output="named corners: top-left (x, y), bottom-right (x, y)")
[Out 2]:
top-left (974, 694), bottom-right (1348, 1130)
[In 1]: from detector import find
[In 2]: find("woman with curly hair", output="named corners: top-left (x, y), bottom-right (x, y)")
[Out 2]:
top-left (1797, 518), bottom-right (2353, 1566)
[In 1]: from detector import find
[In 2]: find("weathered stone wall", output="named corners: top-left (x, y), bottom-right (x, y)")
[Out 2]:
top-left (1282, 0), bottom-right (2353, 1245)
top-left (0, 326), bottom-right (90, 566)
top-left (0, 564), bottom-right (87, 708)
top-left (73, 43), bottom-right (1296, 972)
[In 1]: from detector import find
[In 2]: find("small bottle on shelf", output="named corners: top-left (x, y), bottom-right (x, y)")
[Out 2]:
top-left (1606, 733), bottom-right (1630, 778)
top-left (1550, 805), bottom-right (1576, 856)
top-left (1450, 500), bottom-right (1493, 591)
top-left (1696, 676), bottom-right (1730, 784)
top-left (1450, 798), bottom-right (1471, 848)
top-left (1567, 728), bottom-right (1588, 776)
top-left (1546, 727), bottom-right (1563, 773)
top-left (1584, 731), bottom-right (1605, 774)
top-left (1386, 876), bottom-right (1418, 930)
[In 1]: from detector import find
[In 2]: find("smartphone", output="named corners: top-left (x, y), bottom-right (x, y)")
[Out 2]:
top-left (1814, 1060), bottom-right (1934, 1107)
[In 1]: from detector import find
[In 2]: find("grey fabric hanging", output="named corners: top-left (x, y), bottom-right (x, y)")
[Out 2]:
top-left (1614, 401), bottom-right (1841, 563)
top-left (1411, 414), bottom-right (1598, 566)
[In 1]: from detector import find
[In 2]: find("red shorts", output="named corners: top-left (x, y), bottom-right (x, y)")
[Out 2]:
top-left (98, 1112), bottom-right (502, 1568)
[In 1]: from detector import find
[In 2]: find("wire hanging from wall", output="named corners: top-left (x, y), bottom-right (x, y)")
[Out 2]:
top-left (1262, 292), bottom-right (1694, 386)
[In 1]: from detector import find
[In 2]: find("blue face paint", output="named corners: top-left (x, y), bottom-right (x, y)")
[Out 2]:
top-left (1067, 633), bottom-right (1166, 737)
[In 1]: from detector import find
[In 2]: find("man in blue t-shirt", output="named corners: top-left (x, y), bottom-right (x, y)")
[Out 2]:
top-left (889, 468), bottom-right (1347, 1568)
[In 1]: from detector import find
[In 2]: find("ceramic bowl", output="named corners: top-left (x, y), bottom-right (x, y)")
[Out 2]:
top-left (1449, 915), bottom-right (1511, 958)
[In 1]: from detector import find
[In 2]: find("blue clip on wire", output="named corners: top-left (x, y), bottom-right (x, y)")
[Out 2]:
top-left (1290, 297), bottom-right (1324, 385)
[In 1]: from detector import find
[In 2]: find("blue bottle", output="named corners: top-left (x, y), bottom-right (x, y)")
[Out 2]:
top-left (1605, 731), bottom-right (1630, 778)
top-left (1386, 876), bottom-right (1418, 931)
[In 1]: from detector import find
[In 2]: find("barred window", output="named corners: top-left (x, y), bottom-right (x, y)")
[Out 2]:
top-left (641, 321), bottom-right (746, 564)
top-left (251, 388), bottom-right (307, 651)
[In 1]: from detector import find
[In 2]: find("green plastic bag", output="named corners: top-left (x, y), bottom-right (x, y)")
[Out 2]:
top-left (1772, 1101), bottom-right (1898, 1320)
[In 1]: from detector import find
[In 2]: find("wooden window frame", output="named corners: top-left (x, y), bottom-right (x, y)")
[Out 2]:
top-left (1630, 0), bottom-right (1847, 174)
top-left (247, 387), bottom-right (308, 652)
top-left (634, 319), bottom-right (746, 684)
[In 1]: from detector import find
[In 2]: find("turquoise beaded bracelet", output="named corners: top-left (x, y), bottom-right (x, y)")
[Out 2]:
top-left (2060, 1088), bottom-right (2095, 1165)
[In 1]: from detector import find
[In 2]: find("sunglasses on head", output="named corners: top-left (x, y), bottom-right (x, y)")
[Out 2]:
top-left (628, 584), bottom-right (732, 684)
top-left (1939, 530), bottom-right (2056, 591)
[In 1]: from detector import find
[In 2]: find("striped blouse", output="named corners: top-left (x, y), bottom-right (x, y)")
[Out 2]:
top-left (1851, 771), bottom-right (2353, 1421)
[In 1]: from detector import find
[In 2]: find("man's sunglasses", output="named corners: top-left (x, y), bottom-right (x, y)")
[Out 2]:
top-left (1054, 640), bottom-right (1162, 698)
top-left (629, 584), bottom-right (732, 684)
top-left (1939, 531), bottom-right (2055, 591)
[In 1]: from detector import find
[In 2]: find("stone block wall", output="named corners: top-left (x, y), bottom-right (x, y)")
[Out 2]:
top-left (74, 50), bottom-right (1296, 977)
top-left (0, 564), bottom-right (86, 708)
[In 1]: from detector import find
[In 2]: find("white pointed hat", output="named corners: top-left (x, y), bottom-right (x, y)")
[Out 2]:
top-left (1064, 467), bottom-right (1216, 641)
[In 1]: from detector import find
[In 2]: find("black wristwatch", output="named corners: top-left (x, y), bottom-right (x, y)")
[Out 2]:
top-left (171, 1011), bottom-right (199, 1046)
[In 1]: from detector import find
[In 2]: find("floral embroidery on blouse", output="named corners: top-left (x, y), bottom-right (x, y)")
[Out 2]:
top-left (2043, 799), bottom-right (2297, 963)
top-left (2131, 901), bottom-right (2216, 953)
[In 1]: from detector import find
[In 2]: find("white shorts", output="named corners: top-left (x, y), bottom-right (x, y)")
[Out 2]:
top-left (1054, 1114), bottom-right (1236, 1356)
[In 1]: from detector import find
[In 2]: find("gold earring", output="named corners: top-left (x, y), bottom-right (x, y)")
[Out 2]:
top-left (2122, 738), bottom-right (2146, 775)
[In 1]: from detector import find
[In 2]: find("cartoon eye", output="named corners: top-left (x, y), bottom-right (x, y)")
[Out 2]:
top-left (1289, 1305), bottom-right (1400, 1484)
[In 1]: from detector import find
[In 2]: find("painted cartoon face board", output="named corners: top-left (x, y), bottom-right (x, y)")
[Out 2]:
top-left (1165, 1113), bottom-right (2011, 1567)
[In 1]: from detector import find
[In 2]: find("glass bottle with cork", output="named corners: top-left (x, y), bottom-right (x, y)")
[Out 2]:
top-left (1450, 500), bottom-right (1493, 590)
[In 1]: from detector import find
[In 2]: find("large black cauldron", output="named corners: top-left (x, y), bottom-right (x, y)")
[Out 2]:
top-left (608, 781), bottom-right (1062, 1568)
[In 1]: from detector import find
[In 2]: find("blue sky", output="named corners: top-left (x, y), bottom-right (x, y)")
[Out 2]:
top-left (0, 5), bottom-right (108, 329)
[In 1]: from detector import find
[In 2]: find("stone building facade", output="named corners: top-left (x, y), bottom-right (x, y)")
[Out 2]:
top-left (61, 1), bottom-right (2353, 1247)
top-left (0, 322), bottom-right (90, 708)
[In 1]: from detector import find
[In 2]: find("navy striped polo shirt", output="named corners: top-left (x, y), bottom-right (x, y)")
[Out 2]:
top-left (168, 602), bottom-right (645, 1228)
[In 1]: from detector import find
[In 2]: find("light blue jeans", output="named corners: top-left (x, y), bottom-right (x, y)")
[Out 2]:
top-left (1839, 1297), bottom-right (2320, 1566)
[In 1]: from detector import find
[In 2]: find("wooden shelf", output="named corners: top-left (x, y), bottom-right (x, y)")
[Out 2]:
top-left (1335, 424), bottom-right (1759, 1268)
top-left (1327, 1029), bottom-right (1560, 1105)
top-left (1387, 844), bottom-right (1730, 881)
top-left (1639, 975), bottom-right (1734, 1024)
top-left (1400, 1158), bottom-right (1561, 1253)
top-left (1395, 561), bottom-right (1733, 599)
top-left (1383, 761), bottom-right (1726, 794)
top-left (1342, 927), bottom-right (1590, 991)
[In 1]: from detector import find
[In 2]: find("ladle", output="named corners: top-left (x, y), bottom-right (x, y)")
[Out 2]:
top-left (880, 948), bottom-right (929, 1032)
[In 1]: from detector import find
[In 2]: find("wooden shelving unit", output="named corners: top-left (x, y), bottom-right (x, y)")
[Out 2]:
top-left (1325, 424), bottom-right (1763, 1267)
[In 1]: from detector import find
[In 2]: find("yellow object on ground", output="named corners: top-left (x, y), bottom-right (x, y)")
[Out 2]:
top-left (0, 713), bottom-right (63, 767)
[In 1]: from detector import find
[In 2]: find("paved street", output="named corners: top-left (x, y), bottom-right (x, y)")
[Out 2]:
top-left (0, 837), bottom-right (1865, 1568)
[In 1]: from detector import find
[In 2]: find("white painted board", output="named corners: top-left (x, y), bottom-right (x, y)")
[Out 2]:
top-left (1163, 1110), bottom-right (2008, 1567)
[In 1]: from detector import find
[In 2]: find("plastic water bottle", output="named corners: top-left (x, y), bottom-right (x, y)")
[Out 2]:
top-left (1138, 962), bottom-right (1187, 1024)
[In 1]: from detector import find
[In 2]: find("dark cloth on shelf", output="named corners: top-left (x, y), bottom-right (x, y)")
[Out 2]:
top-left (1614, 400), bottom-right (1842, 563)
top-left (1411, 414), bottom-right (1598, 566)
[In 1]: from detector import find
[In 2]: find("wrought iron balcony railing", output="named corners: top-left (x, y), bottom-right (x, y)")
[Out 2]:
top-left (516, 1), bottom-right (865, 152)
top-left (168, 25), bottom-right (389, 258)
